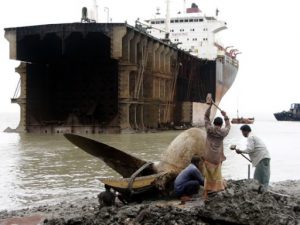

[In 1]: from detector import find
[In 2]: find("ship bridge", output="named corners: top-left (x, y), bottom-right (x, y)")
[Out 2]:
top-left (5, 23), bottom-right (216, 133)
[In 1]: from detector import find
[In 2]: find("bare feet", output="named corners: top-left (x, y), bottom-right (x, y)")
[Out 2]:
top-left (179, 195), bottom-right (192, 205)
top-left (203, 190), bottom-right (208, 201)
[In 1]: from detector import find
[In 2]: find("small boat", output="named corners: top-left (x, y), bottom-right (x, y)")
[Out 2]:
top-left (231, 117), bottom-right (254, 124)
top-left (231, 109), bottom-right (254, 124)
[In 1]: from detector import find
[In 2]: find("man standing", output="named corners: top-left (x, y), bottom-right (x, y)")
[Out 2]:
top-left (203, 103), bottom-right (230, 199)
top-left (174, 155), bottom-right (204, 204)
top-left (235, 125), bottom-right (271, 191)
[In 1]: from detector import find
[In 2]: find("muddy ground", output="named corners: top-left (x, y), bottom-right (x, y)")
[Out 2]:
top-left (0, 179), bottom-right (299, 225)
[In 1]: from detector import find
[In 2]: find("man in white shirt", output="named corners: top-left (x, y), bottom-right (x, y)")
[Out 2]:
top-left (235, 125), bottom-right (271, 191)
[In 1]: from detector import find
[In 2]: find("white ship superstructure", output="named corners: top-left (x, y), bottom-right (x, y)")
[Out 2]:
top-left (146, 3), bottom-right (235, 60)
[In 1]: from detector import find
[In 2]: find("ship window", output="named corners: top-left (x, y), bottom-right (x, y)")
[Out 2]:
top-left (187, 38), bottom-right (189, 41)
top-left (180, 19), bottom-right (184, 22)
top-left (189, 19), bottom-right (193, 22)
top-left (151, 21), bottom-right (155, 24)
top-left (175, 19), bottom-right (179, 23)
top-left (171, 20), bottom-right (174, 23)
top-left (194, 19), bottom-right (199, 22)
top-left (190, 28), bottom-right (195, 31)
top-left (199, 19), bottom-right (203, 22)
top-left (160, 20), bottom-right (165, 24)
top-left (185, 19), bottom-right (188, 22)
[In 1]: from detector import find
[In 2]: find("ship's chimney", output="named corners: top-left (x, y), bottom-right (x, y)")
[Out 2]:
top-left (186, 3), bottom-right (201, 13)
top-left (81, 7), bottom-right (89, 22)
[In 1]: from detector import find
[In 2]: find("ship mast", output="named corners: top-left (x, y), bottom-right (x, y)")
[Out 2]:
top-left (93, 0), bottom-right (98, 22)
top-left (165, 0), bottom-right (171, 40)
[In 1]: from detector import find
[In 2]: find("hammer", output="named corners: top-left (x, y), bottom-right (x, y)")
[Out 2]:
top-left (206, 93), bottom-right (222, 111)
top-left (230, 145), bottom-right (252, 163)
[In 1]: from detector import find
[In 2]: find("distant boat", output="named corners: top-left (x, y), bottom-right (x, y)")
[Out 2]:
top-left (231, 110), bottom-right (254, 124)
top-left (274, 103), bottom-right (300, 121)
top-left (231, 117), bottom-right (255, 124)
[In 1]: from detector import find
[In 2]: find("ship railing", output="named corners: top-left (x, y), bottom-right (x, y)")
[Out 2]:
top-left (221, 55), bottom-right (239, 67)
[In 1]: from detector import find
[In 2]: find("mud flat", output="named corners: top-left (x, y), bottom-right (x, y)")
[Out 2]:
top-left (0, 180), bottom-right (299, 225)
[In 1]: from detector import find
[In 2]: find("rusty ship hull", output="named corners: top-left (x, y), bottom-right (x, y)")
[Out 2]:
top-left (4, 23), bottom-right (238, 134)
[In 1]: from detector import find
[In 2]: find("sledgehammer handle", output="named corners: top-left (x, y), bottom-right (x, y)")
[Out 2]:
top-left (206, 93), bottom-right (222, 111)
top-left (240, 153), bottom-right (252, 163)
top-left (211, 102), bottom-right (222, 111)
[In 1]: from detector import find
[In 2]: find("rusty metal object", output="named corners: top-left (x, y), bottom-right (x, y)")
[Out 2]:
top-left (0, 215), bottom-right (45, 225)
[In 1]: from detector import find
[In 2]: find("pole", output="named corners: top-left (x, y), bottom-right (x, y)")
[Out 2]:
top-left (104, 7), bottom-right (109, 23)
top-left (248, 164), bottom-right (251, 179)
top-left (165, 0), bottom-right (170, 40)
top-left (94, 0), bottom-right (98, 22)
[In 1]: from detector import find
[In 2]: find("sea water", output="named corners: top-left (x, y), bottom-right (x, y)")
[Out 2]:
top-left (0, 112), bottom-right (299, 210)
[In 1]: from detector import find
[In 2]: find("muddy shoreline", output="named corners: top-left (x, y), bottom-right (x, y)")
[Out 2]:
top-left (0, 179), bottom-right (299, 225)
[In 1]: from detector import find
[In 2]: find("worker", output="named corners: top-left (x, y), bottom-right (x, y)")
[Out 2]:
top-left (235, 125), bottom-right (271, 192)
top-left (174, 155), bottom-right (204, 204)
top-left (203, 103), bottom-right (230, 199)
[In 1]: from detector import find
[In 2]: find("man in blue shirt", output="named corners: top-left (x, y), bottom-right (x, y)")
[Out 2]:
top-left (174, 155), bottom-right (204, 203)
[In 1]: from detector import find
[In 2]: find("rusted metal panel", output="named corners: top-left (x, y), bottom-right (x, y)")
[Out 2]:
top-left (0, 215), bottom-right (45, 225)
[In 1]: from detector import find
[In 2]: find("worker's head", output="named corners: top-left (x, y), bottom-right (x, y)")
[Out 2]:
top-left (104, 184), bottom-right (111, 191)
top-left (213, 117), bottom-right (223, 127)
top-left (191, 155), bottom-right (202, 169)
top-left (240, 125), bottom-right (251, 137)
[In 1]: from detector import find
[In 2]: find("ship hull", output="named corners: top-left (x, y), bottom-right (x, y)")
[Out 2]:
top-left (192, 56), bottom-right (238, 125)
top-left (274, 112), bottom-right (300, 121)
top-left (5, 23), bottom-right (238, 133)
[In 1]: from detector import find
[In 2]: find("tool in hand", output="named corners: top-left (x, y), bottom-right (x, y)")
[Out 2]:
top-left (206, 93), bottom-right (222, 111)
top-left (230, 145), bottom-right (252, 163)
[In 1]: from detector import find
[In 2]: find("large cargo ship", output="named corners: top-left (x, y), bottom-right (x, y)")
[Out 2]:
top-left (4, 1), bottom-right (239, 134)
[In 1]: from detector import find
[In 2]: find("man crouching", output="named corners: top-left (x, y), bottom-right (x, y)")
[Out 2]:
top-left (174, 155), bottom-right (204, 204)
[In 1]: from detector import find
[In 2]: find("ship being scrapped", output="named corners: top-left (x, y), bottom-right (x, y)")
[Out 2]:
top-left (4, 3), bottom-right (238, 134)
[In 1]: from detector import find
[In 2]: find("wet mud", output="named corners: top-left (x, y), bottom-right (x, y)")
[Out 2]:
top-left (0, 180), bottom-right (299, 225)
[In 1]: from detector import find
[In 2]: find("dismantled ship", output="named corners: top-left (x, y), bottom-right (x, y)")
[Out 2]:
top-left (4, 1), bottom-right (239, 134)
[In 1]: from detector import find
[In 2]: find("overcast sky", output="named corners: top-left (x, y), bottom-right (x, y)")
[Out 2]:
top-left (0, 0), bottom-right (299, 118)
